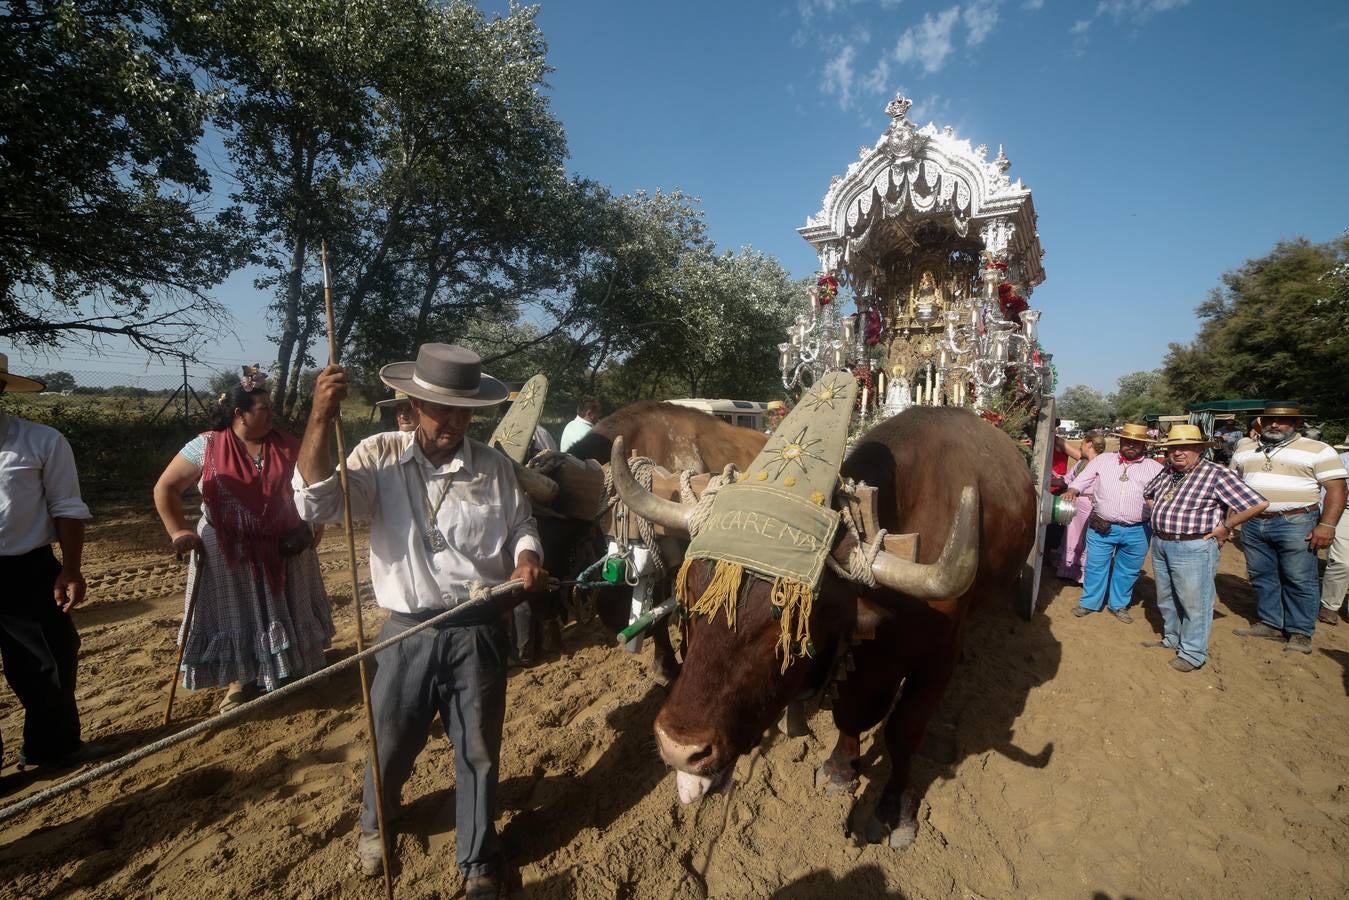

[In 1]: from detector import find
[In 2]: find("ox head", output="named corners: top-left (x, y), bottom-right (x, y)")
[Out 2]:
top-left (609, 436), bottom-right (979, 804)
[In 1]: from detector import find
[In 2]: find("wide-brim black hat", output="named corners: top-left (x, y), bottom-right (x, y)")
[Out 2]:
top-left (379, 344), bottom-right (508, 409)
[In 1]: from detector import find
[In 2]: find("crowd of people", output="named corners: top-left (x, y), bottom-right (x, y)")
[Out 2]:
top-left (1052, 403), bottom-right (1347, 672)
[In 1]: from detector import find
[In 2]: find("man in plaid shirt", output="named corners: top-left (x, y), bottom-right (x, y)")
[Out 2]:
top-left (1142, 425), bottom-right (1267, 672)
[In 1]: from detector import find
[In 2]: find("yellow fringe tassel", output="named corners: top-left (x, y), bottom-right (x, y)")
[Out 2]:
top-left (678, 559), bottom-right (744, 630)
top-left (771, 578), bottom-right (816, 674)
top-left (677, 559), bottom-right (818, 673)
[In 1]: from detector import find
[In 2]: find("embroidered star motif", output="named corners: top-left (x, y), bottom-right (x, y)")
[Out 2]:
top-left (764, 426), bottom-right (826, 479)
top-left (515, 382), bottom-right (541, 409)
top-left (800, 383), bottom-right (841, 412)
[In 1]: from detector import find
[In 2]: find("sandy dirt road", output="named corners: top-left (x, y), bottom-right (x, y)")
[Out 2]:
top-left (2, 507), bottom-right (1347, 898)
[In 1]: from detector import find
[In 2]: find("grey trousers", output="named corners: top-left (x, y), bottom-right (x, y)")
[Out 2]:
top-left (360, 611), bottom-right (508, 877)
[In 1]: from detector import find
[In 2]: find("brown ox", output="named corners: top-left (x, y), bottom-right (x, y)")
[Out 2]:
top-left (610, 406), bottom-right (1036, 845)
top-left (531, 401), bottom-right (767, 683)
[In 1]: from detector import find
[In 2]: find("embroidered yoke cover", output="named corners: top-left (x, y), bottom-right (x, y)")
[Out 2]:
top-left (489, 373), bottom-right (548, 463)
top-left (676, 370), bottom-right (857, 668)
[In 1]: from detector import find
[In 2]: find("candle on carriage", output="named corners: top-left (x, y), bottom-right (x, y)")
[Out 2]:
top-left (877, 371), bottom-right (885, 398)
top-left (860, 384), bottom-right (869, 413)
top-left (934, 369), bottom-right (945, 406)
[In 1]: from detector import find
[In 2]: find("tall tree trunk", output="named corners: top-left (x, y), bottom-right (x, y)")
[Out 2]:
top-left (271, 140), bottom-right (316, 410)
top-left (272, 227), bottom-right (308, 411)
top-left (283, 308), bottom-right (318, 417)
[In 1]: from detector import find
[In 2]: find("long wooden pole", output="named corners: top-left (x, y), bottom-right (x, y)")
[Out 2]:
top-left (162, 549), bottom-right (204, 725)
top-left (321, 242), bottom-right (395, 899)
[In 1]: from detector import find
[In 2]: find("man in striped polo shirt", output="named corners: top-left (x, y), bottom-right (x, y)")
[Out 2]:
top-left (1142, 425), bottom-right (1268, 672)
top-left (1230, 403), bottom-right (1347, 653)
top-left (1062, 423), bottom-right (1164, 622)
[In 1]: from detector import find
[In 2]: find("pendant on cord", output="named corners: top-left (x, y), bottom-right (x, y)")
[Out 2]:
top-left (424, 525), bottom-right (449, 554)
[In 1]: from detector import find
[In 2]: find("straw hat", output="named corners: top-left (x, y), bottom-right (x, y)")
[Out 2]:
top-left (766, 400), bottom-right (787, 413)
top-left (1255, 402), bottom-right (1306, 421)
top-left (379, 343), bottom-right (508, 408)
top-left (1116, 423), bottom-right (1152, 443)
top-left (375, 390), bottom-right (411, 409)
top-left (0, 353), bottom-right (45, 393)
top-left (1154, 424), bottom-right (1216, 449)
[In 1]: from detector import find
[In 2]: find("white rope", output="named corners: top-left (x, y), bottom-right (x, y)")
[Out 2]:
top-left (0, 579), bottom-right (531, 826)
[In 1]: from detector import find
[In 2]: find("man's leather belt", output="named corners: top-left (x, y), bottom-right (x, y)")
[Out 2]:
top-left (1254, 504), bottom-right (1319, 519)
top-left (1154, 530), bottom-right (1207, 541)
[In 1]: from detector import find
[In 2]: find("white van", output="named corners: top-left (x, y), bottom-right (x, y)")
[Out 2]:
top-left (666, 398), bottom-right (770, 431)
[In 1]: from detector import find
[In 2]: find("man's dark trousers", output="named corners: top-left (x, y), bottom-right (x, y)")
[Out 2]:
top-left (360, 610), bottom-right (508, 878)
top-left (0, 546), bottom-right (82, 763)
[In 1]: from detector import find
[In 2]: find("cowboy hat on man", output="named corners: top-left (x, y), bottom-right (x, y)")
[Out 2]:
top-left (294, 343), bottom-right (546, 898)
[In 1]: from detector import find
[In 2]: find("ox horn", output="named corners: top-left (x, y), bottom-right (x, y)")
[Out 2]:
top-left (869, 485), bottom-right (979, 599)
top-left (511, 459), bottom-right (560, 505)
top-left (609, 436), bottom-right (693, 534)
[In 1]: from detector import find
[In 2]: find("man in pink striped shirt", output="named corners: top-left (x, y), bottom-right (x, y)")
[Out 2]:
top-left (1062, 423), bottom-right (1164, 622)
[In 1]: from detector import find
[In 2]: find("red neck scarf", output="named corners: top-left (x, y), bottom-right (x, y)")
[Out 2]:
top-left (201, 427), bottom-right (302, 592)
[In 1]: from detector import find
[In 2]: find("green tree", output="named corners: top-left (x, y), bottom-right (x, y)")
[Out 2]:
top-left (1056, 384), bottom-right (1115, 428)
top-left (1162, 234), bottom-right (1349, 433)
top-left (1112, 369), bottom-right (1172, 424)
top-left (1, 0), bottom-right (240, 354)
top-left (37, 371), bottom-right (76, 392)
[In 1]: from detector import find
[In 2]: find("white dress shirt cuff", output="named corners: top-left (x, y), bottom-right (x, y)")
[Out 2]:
top-left (512, 534), bottom-right (544, 565)
top-left (291, 467), bottom-right (345, 524)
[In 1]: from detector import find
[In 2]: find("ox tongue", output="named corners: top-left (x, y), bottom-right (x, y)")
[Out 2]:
top-left (675, 771), bottom-right (715, 805)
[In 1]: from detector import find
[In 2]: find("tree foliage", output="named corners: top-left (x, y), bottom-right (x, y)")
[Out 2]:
top-left (1056, 384), bottom-right (1115, 428)
top-left (1162, 234), bottom-right (1349, 435)
top-left (1112, 369), bottom-right (1172, 425)
top-left (0, 0), bottom-right (240, 354)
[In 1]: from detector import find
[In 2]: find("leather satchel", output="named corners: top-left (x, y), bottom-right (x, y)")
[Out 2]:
top-left (1087, 511), bottom-right (1112, 536)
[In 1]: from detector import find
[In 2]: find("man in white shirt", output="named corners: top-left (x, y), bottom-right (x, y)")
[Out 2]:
top-left (295, 344), bottom-right (546, 898)
top-left (1317, 443), bottom-right (1349, 626)
top-left (558, 395), bottom-right (600, 453)
top-left (0, 355), bottom-right (101, 773)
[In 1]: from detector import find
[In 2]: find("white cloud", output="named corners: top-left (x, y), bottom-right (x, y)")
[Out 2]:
top-left (798, 0), bottom-right (863, 23)
top-left (860, 57), bottom-right (892, 96)
top-left (1094, 0), bottom-right (1191, 18)
top-left (1070, 0), bottom-right (1188, 42)
top-left (963, 0), bottom-right (1000, 47)
top-left (822, 45), bottom-right (858, 110)
top-left (894, 6), bottom-right (961, 75)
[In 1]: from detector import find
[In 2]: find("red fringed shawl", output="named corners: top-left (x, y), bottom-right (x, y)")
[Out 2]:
top-left (201, 428), bottom-right (303, 592)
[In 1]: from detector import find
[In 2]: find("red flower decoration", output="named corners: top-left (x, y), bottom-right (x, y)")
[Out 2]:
top-left (863, 305), bottom-right (883, 345)
top-left (998, 282), bottom-right (1028, 321)
top-left (817, 273), bottom-right (839, 305)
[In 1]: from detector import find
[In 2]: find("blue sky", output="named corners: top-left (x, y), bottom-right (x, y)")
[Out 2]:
top-left (7, 0), bottom-right (1348, 397)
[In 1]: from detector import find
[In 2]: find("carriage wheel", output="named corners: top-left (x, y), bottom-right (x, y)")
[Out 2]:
top-left (1017, 397), bottom-right (1056, 620)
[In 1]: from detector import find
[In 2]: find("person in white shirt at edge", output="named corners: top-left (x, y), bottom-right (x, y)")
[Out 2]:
top-left (294, 343), bottom-right (547, 899)
top-left (558, 395), bottom-right (600, 453)
top-left (0, 354), bottom-right (105, 775)
top-left (1319, 443), bottom-right (1349, 626)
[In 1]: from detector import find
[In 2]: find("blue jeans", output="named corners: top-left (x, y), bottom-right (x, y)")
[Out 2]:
top-left (1080, 522), bottom-right (1150, 612)
top-left (1151, 537), bottom-right (1220, 667)
top-left (1241, 511), bottom-right (1322, 637)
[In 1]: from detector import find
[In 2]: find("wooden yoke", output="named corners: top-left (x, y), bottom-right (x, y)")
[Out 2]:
top-left (538, 451), bottom-right (915, 560)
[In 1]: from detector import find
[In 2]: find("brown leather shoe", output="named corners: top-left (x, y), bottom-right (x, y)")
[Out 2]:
top-left (1141, 639), bottom-right (1171, 649)
top-left (1318, 607), bottom-right (1340, 626)
top-left (1169, 657), bottom-right (1198, 673)
top-left (1072, 606), bottom-right (1093, 618)
top-left (1110, 608), bottom-right (1134, 624)
top-left (1284, 634), bottom-right (1313, 654)
top-left (465, 871), bottom-right (501, 899)
top-left (1233, 622), bottom-right (1284, 641)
